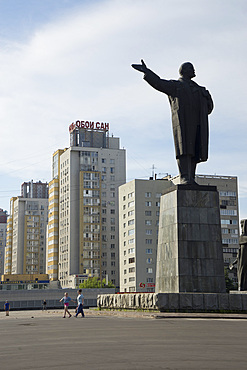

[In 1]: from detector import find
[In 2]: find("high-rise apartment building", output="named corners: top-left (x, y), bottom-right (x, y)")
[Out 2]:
top-left (21, 180), bottom-right (48, 199)
top-left (119, 174), bottom-right (240, 292)
top-left (0, 209), bottom-right (8, 275)
top-left (46, 121), bottom-right (126, 289)
top-left (119, 178), bottom-right (173, 292)
top-left (4, 182), bottom-right (49, 275)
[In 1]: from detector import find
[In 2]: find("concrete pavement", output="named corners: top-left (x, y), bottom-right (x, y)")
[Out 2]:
top-left (0, 309), bottom-right (247, 369)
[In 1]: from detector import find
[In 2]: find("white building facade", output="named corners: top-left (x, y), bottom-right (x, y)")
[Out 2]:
top-left (119, 179), bottom-right (172, 292)
top-left (119, 174), bottom-right (240, 292)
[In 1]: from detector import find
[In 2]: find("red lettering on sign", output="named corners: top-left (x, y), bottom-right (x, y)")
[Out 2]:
top-left (69, 120), bottom-right (110, 132)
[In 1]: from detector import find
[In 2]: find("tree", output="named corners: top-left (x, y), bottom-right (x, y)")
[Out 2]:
top-left (224, 267), bottom-right (237, 293)
top-left (79, 277), bottom-right (115, 289)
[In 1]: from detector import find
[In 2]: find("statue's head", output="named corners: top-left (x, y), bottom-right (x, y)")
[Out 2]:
top-left (179, 62), bottom-right (196, 79)
top-left (240, 219), bottom-right (247, 235)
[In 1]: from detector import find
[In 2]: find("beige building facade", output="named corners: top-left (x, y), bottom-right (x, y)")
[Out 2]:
top-left (0, 209), bottom-right (8, 276)
top-left (46, 124), bottom-right (126, 289)
top-left (4, 196), bottom-right (48, 275)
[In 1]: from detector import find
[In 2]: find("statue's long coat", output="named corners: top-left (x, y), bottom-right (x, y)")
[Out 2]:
top-left (144, 70), bottom-right (214, 162)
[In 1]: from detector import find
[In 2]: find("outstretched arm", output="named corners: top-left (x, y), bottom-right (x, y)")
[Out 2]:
top-left (132, 59), bottom-right (176, 96)
top-left (131, 59), bottom-right (148, 73)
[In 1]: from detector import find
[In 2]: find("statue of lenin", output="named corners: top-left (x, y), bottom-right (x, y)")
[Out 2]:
top-left (132, 60), bottom-right (214, 185)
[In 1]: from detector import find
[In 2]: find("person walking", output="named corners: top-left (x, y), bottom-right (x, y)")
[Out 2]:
top-left (75, 289), bottom-right (85, 318)
top-left (42, 299), bottom-right (47, 311)
top-left (4, 300), bottom-right (10, 316)
top-left (59, 292), bottom-right (74, 318)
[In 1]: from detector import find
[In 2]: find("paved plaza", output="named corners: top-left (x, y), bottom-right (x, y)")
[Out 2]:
top-left (0, 309), bottom-right (247, 370)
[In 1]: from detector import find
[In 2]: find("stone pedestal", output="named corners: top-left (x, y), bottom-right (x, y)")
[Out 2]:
top-left (156, 184), bottom-right (226, 293)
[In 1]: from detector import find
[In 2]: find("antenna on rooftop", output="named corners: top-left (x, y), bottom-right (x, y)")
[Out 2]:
top-left (151, 164), bottom-right (157, 179)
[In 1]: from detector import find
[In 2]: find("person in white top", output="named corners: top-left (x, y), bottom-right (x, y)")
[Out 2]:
top-left (75, 289), bottom-right (85, 318)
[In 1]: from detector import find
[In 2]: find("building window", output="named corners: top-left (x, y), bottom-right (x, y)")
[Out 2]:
top-left (146, 229), bottom-right (152, 235)
top-left (145, 211), bottom-right (152, 216)
top-left (222, 239), bottom-right (238, 244)
top-left (129, 257), bottom-right (135, 264)
top-left (128, 201), bottom-right (134, 208)
top-left (102, 158), bottom-right (106, 163)
top-left (129, 267), bottom-right (135, 273)
top-left (147, 268), bottom-right (153, 274)
top-left (145, 220), bottom-right (152, 225)
top-left (145, 192), bottom-right (152, 197)
top-left (128, 210), bottom-right (134, 217)
top-left (145, 201), bottom-right (152, 207)
top-left (146, 249), bottom-right (153, 254)
top-left (219, 191), bottom-right (236, 197)
top-left (128, 192), bottom-right (134, 198)
top-left (221, 219), bottom-right (238, 225)
top-left (128, 229), bottom-right (134, 236)
top-left (146, 258), bottom-right (153, 263)
top-left (129, 277), bottom-right (135, 282)
top-left (146, 239), bottom-right (152, 244)
top-left (128, 239), bottom-right (135, 244)
top-left (220, 209), bottom-right (237, 216)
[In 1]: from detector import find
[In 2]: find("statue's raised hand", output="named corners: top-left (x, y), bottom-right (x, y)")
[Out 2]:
top-left (131, 59), bottom-right (147, 73)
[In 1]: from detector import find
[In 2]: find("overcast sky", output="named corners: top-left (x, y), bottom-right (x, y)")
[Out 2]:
top-left (0, 0), bottom-right (247, 220)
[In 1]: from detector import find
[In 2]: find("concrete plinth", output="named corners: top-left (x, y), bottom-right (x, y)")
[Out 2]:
top-left (97, 292), bottom-right (247, 312)
top-left (156, 184), bottom-right (226, 293)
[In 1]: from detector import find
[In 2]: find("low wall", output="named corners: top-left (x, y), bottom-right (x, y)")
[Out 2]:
top-left (0, 288), bottom-right (115, 310)
top-left (97, 292), bottom-right (247, 312)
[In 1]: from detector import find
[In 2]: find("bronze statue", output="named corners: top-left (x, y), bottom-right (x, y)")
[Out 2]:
top-left (229, 219), bottom-right (247, 291)
top-left (132, 60), bottom-right (214, 185)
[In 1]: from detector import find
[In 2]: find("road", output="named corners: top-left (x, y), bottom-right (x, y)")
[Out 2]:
top-left (0, 310), bottom-right (246, 369)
